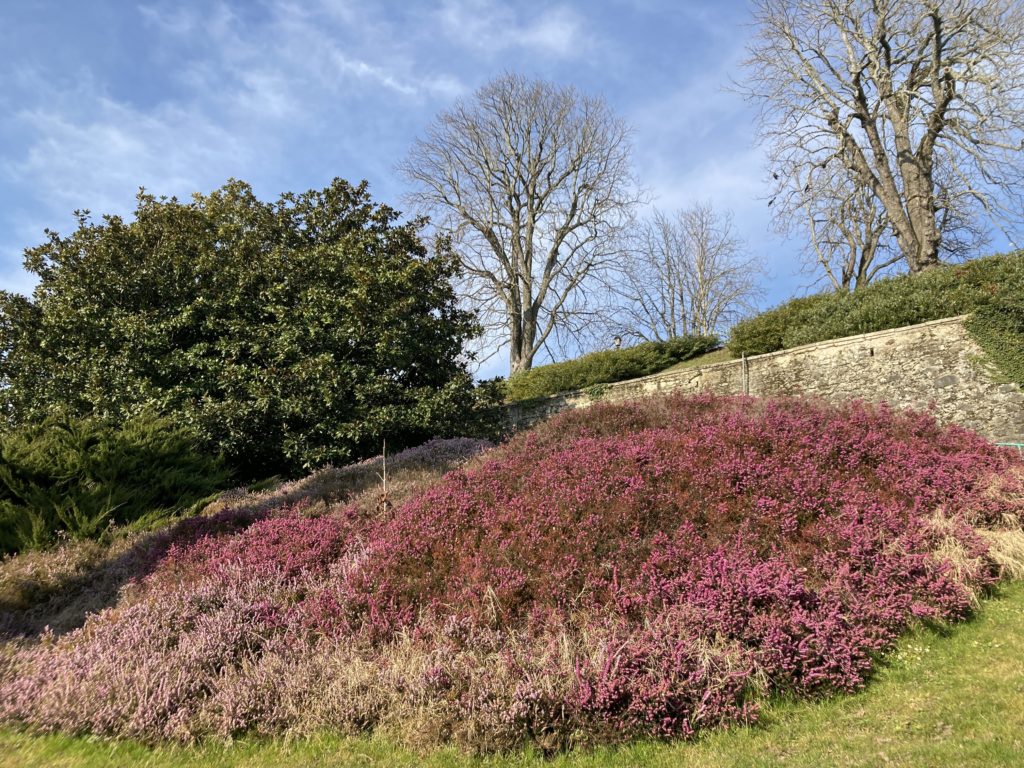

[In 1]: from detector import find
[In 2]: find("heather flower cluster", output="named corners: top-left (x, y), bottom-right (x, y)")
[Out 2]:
top-left (0, 399), bottom-right (1021, 752)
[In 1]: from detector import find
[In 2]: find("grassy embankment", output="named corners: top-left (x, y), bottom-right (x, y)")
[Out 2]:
top-left (663, 348), bottom-right (733, 372)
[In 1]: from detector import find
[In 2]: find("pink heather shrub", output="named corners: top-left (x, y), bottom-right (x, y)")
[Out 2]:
top-left (0, 399), bottom-right (1021, 752)
top-left (204, 436), bottom-right (494, 520)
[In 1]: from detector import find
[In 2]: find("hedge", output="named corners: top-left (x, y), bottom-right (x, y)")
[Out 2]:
top-left (506, 335), bottom-right (720, 401)
top-left (726, 251), bottom-right (1024, 392)
top-left (728, 252), bottom-right (1019, 344)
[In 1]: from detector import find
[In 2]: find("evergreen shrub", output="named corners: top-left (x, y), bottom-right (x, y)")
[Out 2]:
top-left (727, 252), bottom-right (1024, 357)
top-left (967, 294), bottom-right (1024, 388)
top-left (506, 334), bottom-right (719, 401)
top-left (0, 411), bottom-right (229, 553)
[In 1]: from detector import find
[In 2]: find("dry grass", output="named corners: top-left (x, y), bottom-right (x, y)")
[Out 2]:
top-left (3, 581), bottom-right (1023, 767)
top-left (969, 465), bottom-right (1024, 581)
top-left (978, 527), bottom-right (1024, 580)
top-left (924, 511), bottom-right (989, 607)
top-left (0, 535), bottom-right (148, 635)
top-left (205, 437), bottom-right (491, 521)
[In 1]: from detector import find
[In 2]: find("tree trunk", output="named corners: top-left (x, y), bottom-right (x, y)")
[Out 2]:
top-left (508, 314), bottom-right (536, 375)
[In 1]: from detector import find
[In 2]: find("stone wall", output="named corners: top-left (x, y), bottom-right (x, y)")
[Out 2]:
top-left (506, 316), bottom-right (1024, 442)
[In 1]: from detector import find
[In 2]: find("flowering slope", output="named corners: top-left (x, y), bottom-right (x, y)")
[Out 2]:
top-left (1, 397), bottom-right (1021, 752)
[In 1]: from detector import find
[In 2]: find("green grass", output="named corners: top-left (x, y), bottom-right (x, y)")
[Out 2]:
top-left (3, 582), bottom-right (1022, 767)
top-left (662, 348), bottom-right (735, 372)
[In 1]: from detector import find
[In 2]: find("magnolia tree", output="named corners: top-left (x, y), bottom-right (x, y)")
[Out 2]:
top-left (0, 179), bottom-right (481, 478)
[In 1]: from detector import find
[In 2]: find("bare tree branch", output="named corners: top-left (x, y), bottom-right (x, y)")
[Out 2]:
top-left (400, 74), bottom-right (642, 374)
top-left (611, 203), bottom-right (764, 342)
top-left (777, 153), bottom-right (985, 290)
top-left (739, 0), bottom-right (1024, 274)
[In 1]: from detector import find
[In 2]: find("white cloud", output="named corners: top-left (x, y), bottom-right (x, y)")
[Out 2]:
top-left (257, 2), bottom-right (469, 100)
top-left (1, 0), bottom-right (471, 220)
top-left (328, 50), bottom-right (419, 96)
top-left (515, 7), bottom-right (585, 56)
top-left (436, 0), bottom-right (590, 58)
top-left (0, 0), bottom-right (477, 296)
top-left (142, 1), bottom-right (466, 104)
top-left (137, 3), bottom-right (200, 35)
top-left (6, 97), bottom-right (250, 217)
top-left (621, 34), bottom-right (783, 257)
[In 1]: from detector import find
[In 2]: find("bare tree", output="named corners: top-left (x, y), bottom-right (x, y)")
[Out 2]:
top-left (806, 177), bottom-right (898, 291)
top-left (614, 204), bottom-right (763, 341)
top-left (784, 162), bottom-right (902, 291)
top-left (775, 137), bottom-right (990, 291)
top-left (742, 0), bottom-right (1024, 273)
top-left (400, 74), bottom-right (641, 374)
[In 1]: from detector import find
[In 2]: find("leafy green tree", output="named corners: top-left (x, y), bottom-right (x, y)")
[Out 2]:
top-left (0, 178), bottom-right (480, 478)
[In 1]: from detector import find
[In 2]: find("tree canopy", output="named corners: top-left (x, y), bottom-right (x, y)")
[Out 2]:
top-left (0, 178), bottom-right (480, 479)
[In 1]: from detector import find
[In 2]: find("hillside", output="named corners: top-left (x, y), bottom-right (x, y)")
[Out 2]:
top-left (1, 394), bottom-right (1022, 756)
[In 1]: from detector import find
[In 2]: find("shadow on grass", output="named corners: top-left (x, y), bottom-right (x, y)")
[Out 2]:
top-left (0, 442), bottom-right (482, 641)
top-left (0, 505), bottom-right (268, 639)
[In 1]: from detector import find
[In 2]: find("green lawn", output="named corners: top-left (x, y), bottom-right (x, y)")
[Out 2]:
top-left (3, 582), bottom-right (1022, 768)
top-left (662, 348), bottom-right (734, 372)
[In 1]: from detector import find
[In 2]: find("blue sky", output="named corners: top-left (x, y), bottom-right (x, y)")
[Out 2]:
top-left (2, 0), bottom-right (811, 377)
